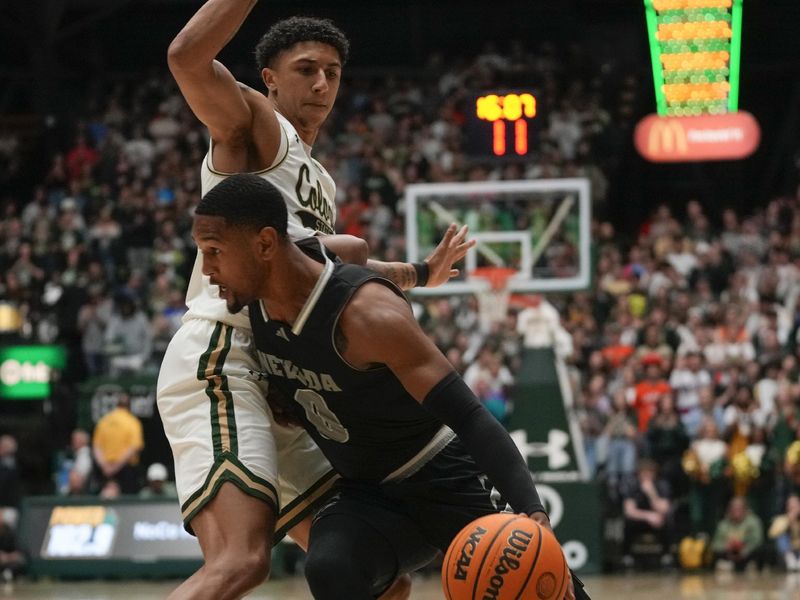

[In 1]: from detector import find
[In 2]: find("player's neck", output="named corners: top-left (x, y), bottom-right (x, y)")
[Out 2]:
top-left (259, 245), bottom-right (324, 326)
top-left (270, 98), bottom-right (319, 147)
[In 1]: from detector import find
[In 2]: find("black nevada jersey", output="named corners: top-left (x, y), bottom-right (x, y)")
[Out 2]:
top-left (248, 247), bottom-right (451, 482)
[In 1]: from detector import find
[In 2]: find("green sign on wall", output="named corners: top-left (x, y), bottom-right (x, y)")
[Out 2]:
top-left (0, 345), bottom-right (66, 399)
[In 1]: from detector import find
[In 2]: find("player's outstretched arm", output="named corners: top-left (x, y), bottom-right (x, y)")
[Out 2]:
top-left (337, 283), bottom-right (545, 516)
top-left (365, 223), bottom-right (475, 290)
top-left (168, 0), bottom-right (280, 156)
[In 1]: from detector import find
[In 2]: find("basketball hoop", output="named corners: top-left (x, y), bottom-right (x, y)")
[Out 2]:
top-left (470, 267), bottom-right (517, 331)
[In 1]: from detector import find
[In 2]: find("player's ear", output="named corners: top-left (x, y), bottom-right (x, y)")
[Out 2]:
top-left (262, 68), bottom-right (277, 94)
top-left (256, 226), bottom-right (279, 260)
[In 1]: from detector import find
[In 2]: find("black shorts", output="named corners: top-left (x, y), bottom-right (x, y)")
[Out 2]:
top-left (316, 437), bottom-right (506, 555)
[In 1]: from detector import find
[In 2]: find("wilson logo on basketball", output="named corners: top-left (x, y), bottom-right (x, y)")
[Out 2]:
top-left (454, 526), bottom-right (487, 580)
top-left (482, 528), bottom-right (533, 599)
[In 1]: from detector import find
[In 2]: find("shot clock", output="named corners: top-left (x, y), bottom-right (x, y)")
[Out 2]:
top-left (465, 91), bottom-right (538, 158)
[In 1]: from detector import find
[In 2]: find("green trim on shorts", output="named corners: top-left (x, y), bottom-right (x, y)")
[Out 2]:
top-left (273, 469), bottom-right (340, 544)
top-left (197, 322), bottom-right (238, 457)
top-left (219, 325), bottom-right (238, 456)
top-left (181, 451), bottom-right (279, 535)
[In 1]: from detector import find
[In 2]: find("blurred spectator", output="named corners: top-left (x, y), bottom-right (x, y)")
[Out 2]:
top-left (104, 291), bottom-right (153, 375)
top-left (631, 355), bottom-right (671, 433)
top-left (602, 390), bottom-right (639, 489)
top-left (77, 288), bottom-right (113, 376)
top-left (646, 393), bottom-right (689, 494)
top-left (0, 436), bottom-right (20, 513)
top-left (768, 495), bottom-right (800, 570)
top-left (464, 348), bottom-right (514, 423)
top-left (685, 418), bottom-right (729, 536)
top-left (92, 395), bottom-right (144, 494)
top-left (516, 296), bottom-right (573, 358)
top-left (669, 350), bottom-right (712, 432)
top-left (621, 459), bottom-right (673, 567)
top-left (711, 497), bottom-right (764, 572)
top-left (99, 479), bottom-right (122, 500)
top-left (139, 463), bottom-right (178, 499)
top-left (0, 509), bottom-right (25, 584)
top-left (56, 429), bottom-right (93, 496)
top-left (579, 374), bottom-right (611, 478)
top-left (65, 133), bottom-right (98, 182)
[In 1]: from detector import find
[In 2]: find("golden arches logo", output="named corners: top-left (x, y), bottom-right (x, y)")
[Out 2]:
top-left (648, 120), bottom-right (688, 155)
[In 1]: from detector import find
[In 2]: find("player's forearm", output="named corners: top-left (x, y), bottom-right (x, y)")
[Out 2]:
top-left (366, 260), bottom-right (418, 290)
top-left (168, 0), bottom-right (258, 69)
top-left (422, 372), bottom-right (546, 516)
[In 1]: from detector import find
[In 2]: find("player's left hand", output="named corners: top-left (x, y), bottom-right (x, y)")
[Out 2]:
top-left (526, 512), bottom-right (577, 600)
top-left (423, 223), bottom-right (475, 287)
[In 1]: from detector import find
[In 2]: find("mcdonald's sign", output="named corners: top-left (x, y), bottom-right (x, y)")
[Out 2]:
top-left (634, 112), bottom-right (760, 163)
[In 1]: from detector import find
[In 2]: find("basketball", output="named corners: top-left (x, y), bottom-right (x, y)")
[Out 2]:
top-left (442, 514), bottom-right (569, 600)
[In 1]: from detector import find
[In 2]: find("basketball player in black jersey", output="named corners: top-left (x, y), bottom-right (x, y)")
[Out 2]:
top-left (191, 174), bottom-right (586, 600)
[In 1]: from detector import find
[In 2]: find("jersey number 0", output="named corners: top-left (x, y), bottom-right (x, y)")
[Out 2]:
top-left (294, 389), bottom-right (350, 443)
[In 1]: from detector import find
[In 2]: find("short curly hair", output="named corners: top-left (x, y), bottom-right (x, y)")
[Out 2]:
top-left (255, 16), bottom-right (349, 71)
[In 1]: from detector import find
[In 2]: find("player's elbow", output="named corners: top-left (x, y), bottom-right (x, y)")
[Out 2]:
top-left (323, 235), bottom-right (369, 265)
top-left (340, 236), bottom-right (369, 265)
top-left (167, 35), bottom-right (201, 73)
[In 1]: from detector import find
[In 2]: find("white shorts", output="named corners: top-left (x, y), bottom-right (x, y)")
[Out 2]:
top-left (157, 318), bottom-right (338, 535)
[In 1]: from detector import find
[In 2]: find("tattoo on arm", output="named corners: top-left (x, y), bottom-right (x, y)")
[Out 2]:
top-left (366, 260), bottom-right (417, 290)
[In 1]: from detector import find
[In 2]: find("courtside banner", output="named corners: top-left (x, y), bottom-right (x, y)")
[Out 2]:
top-left (634, 112), bottom-right (760, 162)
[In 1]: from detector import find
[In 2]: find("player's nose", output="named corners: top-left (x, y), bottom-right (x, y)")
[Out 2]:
top-left (311, 70), bottom-right (328, 93)
top-left (201, 258), bottom-right (215, 278)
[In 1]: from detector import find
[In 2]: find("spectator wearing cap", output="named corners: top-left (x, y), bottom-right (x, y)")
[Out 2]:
top-left (139, 463), bottom-right (177, 499)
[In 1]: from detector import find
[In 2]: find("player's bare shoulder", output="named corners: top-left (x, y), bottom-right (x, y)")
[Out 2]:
top-left (336, 282), bottom-right (413, 367)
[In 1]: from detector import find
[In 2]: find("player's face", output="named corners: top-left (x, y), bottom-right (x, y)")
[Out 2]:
top-left (262, 42), bottom-right (342, 132)
top-left (192, 215), bottom-right (263, 314)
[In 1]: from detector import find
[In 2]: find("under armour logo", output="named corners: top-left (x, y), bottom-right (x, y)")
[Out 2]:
top-left (276, 328), bottom-right (289, 341)
top-left (510, 429), bottom-right (571, 470)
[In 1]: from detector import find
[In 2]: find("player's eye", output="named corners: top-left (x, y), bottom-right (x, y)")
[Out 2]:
top-left (326, 70), bottom-right (339, 80)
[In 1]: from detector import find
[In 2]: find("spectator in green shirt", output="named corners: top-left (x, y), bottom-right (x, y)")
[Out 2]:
top-left (711, 496), bottom-right (764, 572)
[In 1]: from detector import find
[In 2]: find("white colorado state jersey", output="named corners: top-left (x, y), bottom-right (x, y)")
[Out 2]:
top-left (184, 112), bottom-right (337, 330)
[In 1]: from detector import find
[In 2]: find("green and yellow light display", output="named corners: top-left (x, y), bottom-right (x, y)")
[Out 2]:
top-left (643, 0), bottom-right (744, 116)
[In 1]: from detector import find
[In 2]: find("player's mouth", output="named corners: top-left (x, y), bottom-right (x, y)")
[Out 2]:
top-left (218, 285), bottom-right (229, 298)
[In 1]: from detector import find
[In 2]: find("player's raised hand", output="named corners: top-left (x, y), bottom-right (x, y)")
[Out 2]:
top-left (423, 223), bottom-right (475, 288)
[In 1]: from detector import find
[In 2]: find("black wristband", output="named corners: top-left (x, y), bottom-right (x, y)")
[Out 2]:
top-left (412, 262), bottom-right (430, 287)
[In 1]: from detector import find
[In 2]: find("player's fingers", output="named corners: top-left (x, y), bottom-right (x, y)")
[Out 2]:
top-left (449, 269), bottom-right (459, 278)
top-left (451, 246), bottom-right (471, 262)
top-left (441, 223), bottom-right (457, 245)
top-left (451, 224), bottom-right (469, 245)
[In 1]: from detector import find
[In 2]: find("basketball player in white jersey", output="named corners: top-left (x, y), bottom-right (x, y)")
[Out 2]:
top-left (161, 2), bottom-right (471, 598)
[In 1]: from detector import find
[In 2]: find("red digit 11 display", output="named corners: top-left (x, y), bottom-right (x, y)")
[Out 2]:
top-left (475, 93), bottom-right (537, 156)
